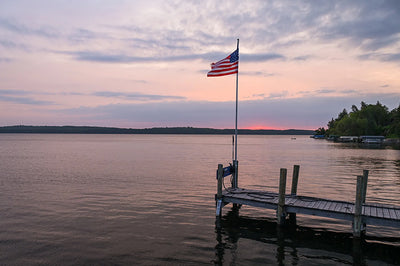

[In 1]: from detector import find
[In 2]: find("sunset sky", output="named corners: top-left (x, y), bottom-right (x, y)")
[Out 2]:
top-left (1, 0), bottom-right (399, 130)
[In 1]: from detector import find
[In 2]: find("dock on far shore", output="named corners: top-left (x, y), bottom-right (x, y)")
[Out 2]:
top-left (215, 164), bottom-right (400, 238)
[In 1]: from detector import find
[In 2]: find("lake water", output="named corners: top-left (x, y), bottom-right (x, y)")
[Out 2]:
top-left (0, 134), bottom-right (399, 265)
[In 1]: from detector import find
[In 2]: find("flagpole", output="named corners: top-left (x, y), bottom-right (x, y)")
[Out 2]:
top-left (233, 38), bottom-right (239, 188)
top-left (235, 39), bottom-right (239, 161)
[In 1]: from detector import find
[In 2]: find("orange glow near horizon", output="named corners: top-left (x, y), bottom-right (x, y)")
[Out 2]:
top-left (245, 125), bottom-right (280, 130)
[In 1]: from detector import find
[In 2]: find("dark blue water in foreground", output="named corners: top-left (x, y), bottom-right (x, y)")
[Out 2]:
top-left (0, 134), bottom-right (399, 265)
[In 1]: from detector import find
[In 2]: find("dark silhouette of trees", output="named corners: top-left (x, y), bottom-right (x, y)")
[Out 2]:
top-left (0, 125), bottom-right (314, 135)
top-left (323, 102), bottom-right (400, 137)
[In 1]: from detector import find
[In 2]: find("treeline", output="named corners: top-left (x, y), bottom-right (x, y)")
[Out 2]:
top-left (316, 101), bottom-right (400, 137)
top-left (0, 125), bottom-right (314, 135)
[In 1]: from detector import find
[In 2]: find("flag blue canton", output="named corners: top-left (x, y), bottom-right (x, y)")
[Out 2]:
top-left (230, 49), bottom-right (239, 63)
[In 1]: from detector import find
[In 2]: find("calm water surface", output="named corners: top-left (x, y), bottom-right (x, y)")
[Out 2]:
top-left (0, 134), bottom-right (399, 265)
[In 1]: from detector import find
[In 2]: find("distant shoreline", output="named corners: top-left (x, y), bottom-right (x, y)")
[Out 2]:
top-left (0, 125), bottom-right (314, 135)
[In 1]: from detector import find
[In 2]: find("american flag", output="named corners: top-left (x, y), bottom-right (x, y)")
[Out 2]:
top-left (207, 49), bottom-right (239, 77)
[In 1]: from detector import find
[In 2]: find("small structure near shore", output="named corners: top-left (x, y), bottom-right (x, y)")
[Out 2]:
top-left (215, 164), bottom-right (400, 238)
top-left (360, 135), bottom-right (385, 144)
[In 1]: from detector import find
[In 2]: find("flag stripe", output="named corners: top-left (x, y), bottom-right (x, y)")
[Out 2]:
top-left (207, 67), bottom-right (238, 76)
top-left (207, 49), bottom-right (239, 77)
top-left (207, 68), bottom-right (238, 76)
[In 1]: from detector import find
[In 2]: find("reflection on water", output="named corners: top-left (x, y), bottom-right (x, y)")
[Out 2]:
top-left (215, 207), bottom-right (400, 265)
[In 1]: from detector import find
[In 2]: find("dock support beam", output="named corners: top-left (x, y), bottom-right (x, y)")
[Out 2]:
top-left (353, 171), bottom-right (368, 238)
top-left (216, 164), bottom-right (223, 216)
top-left (277, 168), bottom-right (287, 225)
top-left (232, 160), bottom-right (239, 189)
top-left (289, 165), bottom-right (300, 224)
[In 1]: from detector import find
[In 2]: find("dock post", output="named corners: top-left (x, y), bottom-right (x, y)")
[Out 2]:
top-left (289, 165), bottom-right (300, 224)
top-left (361, 170), bottom-right (369, 204)
top-left (277, 168), bottom-right (287, 225)
top-left (216, 164), bottom-right (223, 216)
top-left (353, 175), bottom-right (365, 238)
top-left (291, 165), bottom-right (300, 195)
top-left (232, 160), bottom-right (239, 188)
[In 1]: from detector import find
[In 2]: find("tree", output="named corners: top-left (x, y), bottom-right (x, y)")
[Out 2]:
top-left (315, 127), bottom-right (326, 135)
top-left (324, 102), bottom-right (393, 137)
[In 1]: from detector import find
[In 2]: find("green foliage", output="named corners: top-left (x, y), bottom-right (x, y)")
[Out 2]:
top-left (386, 105), bottom-right (400, 138)
top-left (314, 127), bottom-right (326, 135)
top-left (325, 101), bottom-right (400, 137)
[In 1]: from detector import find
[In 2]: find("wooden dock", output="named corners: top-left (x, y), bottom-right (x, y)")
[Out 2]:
top-left (215, 164), bottom-right (400, 237)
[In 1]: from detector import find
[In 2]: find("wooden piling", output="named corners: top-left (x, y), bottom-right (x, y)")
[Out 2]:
top-left (361, 170), bottom-right (369, 204)
top-left (353, 175), bottom-right (364, 238)
top-left (216, 164), bottom-right (223, 216)
top-left (291, 165), bottom-right (300, 195)
top-left (277, 168), bottom-right (287, 225)
top-left (289, 165), bottom-right (300, 224)
top-left (217, 164), bottom-right (223, 198)
top-left (232, 160), bottom-right (239, 188)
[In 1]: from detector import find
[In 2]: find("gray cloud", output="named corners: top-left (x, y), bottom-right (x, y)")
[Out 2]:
top-left (315, 89), bottom-right (336, 94)
top-left (59, 50), bottom-right (286, 64)
top-left (93, 91), bottom-right (186, 101)
top-left (0, 95), bottom-right (54, 105)
top-left (0, 89), bottom-right (54, 105)
top-left (0, 57), bottom-right (11, 62)
top-left (0, 89), bottom-right (31, 95)
top-left (293, 55), bottom-right (312, 61)
top-left (241, 53), bottom-right (285, 62)
top-left (0, 17), bottom-right (59, 38)
top-left (316, 0), bottom-right (400, 51)
top-left (265, 91), bottom-right (289, 99)
top-left (359, 52), bottom-right (400, 63)
top-left (241, 71), bottom-right (276, 77)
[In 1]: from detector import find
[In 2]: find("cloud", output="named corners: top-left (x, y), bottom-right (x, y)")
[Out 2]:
top-left (59, 50), bottom-right (286, 64)
top-left (0, 57), bottom-right (11, 62)
top-left (358, 52), bottom-right (400, 63)
top-left (292, 55), bottom-right (312, 61)
top-left (241, 53), bottom-right (285, 62)
top-left (316, 0), bottom-right (400, 51)
top-left (0, 17), bottom-right (59, 38)
top-left (93, 91), bottom-right (186, 101)
top-left (315, 89), bottom-right (336, 94)
top-left (0, 89), bottom-right (55, 105)
top-left (265, 91), bottom-right (289, 99)
top-left (0, 89), bottom-right (31, 95)
top-left (237, 71), bottom-right (275, 77)
top-left (0, 95), bottom-right (54, 105)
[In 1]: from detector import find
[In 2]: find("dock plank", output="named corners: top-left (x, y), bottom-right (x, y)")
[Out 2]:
top-left (328, 202), bottom-right (338, 212)
top-left (323, 200), bottom-right (332, 210)
top-left (383, 207), bottom-right (391, 219)
top-left (371, 206), bottom-right (377, 217)
top-left (334, 202), bottom-right (343, 212)
top-left (395, 209), bottom-right (400, 219)
top-left (319, 200), bottom-right (329, 211)
top-left (363, 206), bottom-right (370, 216)
top-left (388, 208), bottom-right (397, 220)
top-left (377, 207), bottom-right (384, 218)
